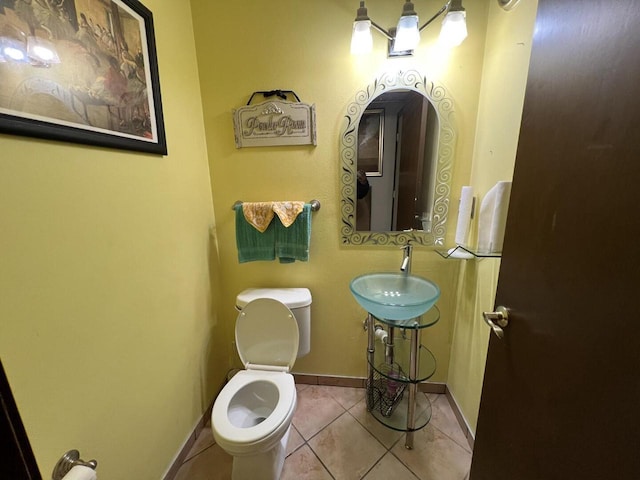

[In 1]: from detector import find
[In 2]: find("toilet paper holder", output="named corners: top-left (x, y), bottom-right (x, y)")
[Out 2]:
top-left (52, 450), bottom-right (97, 480)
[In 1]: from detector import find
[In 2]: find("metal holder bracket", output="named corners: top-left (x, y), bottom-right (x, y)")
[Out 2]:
top-left (52, 450), bottom-right (97, 480)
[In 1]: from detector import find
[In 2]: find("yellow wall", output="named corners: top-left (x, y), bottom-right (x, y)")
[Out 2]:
top-left (0, 0), bottom-right (539, 476)
top-left (447, 0), bottom-right (538, 434)
top-left (190, 0), bottom-right (491, 383)
top-left (0, 1), bottom-right (227, 478)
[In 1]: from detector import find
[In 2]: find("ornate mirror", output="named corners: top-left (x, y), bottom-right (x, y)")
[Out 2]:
top-left (340, 70), bottom-right (456, 246)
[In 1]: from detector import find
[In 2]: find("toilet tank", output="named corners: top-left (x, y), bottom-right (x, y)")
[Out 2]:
top-left (236, 288), bottom-right (312, 358)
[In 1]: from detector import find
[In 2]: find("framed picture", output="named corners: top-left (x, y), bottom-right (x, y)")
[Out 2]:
top-left (357, 109), bottom-right (384, 176)
top-left (0, 0), bottom-right (167, 155)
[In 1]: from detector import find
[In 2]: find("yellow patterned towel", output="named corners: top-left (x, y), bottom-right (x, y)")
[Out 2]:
top-left (242, 202), bottom-right (275, 233)
top-left (272, 201), bottom-right (305, 227)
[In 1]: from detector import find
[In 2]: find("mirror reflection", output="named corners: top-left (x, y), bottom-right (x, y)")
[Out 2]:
top-left (340, 70), bottom-right (456, 246)
top-left (356, 91), bottom-right (438, 232)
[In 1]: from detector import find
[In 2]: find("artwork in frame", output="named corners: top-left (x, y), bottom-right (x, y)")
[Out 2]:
top-left (0, 0), bottom-right (167, 154)
top-left (357, 108), bottom-right (384, 176)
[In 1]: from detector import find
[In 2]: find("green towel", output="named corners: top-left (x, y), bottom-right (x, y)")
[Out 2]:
top-left (275, 203), bottom-right (311, 263)
top-left (235, 206), bottom-right (276, 263)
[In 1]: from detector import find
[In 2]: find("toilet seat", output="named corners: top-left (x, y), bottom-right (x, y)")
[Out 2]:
top-left (212, 370), bottom-right (296, 455)
top-left (235, 298), bottom-right (299, 370)
top-left (212, 298), bottom-right (300, 457)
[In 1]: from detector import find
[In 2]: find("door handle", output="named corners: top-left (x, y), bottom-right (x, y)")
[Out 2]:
top-left (482, 306), bottom-right (509, 339)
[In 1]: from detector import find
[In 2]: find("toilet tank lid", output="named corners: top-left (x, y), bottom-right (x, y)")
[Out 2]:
top-left (236, 288), bottom-right (312, 309)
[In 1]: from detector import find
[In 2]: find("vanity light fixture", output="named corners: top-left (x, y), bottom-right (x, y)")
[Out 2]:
top-left (350, 0), bottom-right (468, 57)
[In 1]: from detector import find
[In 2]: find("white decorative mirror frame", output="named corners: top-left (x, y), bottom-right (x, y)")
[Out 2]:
top-left (340, 70), bottom-right (456, 246)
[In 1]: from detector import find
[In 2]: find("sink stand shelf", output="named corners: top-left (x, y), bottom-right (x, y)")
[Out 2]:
top-left (365, 306), bottom-right (439, 449)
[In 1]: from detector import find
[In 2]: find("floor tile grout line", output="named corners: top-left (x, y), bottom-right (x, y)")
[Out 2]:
top-left (285, 424), bottom-right (307, 459)
top-left (179, 441), bottom-right (216, 467)
top-left (345, 403), bottom-right (400, 452)
top-left (299, 401), bottom-right (390, 480)
top-left (192, 385), bottom-right (470, 479)
top-left (387, 448), bottom-right (423, 480)
top-left (357, 447), bottom-right (392, 480)
top-left (430, 420), bottom-right (474, 454)
top-left (429, 395), bottom-right (474, 454)
top-left (342, 403), bottom-right (429, 479)
top-left (297, 408), bottom-right (349, 444)
top-left (303, 424), bottom-right (385, 480)
top-left (305, 440), bottom-right (337, 480)
top-left (342, 392), bottom-right (471, 480)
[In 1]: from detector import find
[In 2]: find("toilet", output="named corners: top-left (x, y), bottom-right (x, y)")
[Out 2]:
top-left (211, 288), bottom-right (312, 480)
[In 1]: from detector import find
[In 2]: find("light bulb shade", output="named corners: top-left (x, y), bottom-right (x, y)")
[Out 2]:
top-left (394, 14), bottom-right (420, 52)
top-left (439, 10), bottom-right (467, 47)
top-left (351, 20), bottom-right (373, 54)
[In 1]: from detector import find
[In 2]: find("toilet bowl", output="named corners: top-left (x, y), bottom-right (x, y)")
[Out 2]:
top-left (211, 296), bottom-right (307, 480)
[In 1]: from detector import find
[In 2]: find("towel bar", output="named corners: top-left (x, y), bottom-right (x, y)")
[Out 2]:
top-left (232, 200), bottom-right (321, 212)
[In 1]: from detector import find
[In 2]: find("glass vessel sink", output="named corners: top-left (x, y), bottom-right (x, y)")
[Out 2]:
top-left (350, 273), bottom-right (440, 320)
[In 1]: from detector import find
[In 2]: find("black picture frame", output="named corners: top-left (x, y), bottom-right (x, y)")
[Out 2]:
top-left (0, 0), bottom-right (167, 155)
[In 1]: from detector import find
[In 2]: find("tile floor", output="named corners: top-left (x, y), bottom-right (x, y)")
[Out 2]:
top-left (174, 384), bottom-right (472, 480)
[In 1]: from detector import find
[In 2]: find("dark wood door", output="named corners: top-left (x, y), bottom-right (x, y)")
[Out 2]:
top-left (471, 0), bottom-right (640, 478)
top-left (1, 361), bottom-right (41, 479)
top-left (395, 96), bottom-right (427, 230)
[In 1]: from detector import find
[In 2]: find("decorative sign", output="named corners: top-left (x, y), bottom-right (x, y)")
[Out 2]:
top-left (233, 100), bottom-right (317, 148)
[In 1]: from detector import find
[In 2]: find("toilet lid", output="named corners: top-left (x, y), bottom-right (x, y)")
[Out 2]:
top-left (235, 298), bottom-right (299, 371)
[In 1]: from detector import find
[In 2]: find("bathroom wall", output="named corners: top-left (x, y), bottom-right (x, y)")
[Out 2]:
top-left (0, 1), bottom-right (226, 478)
top-left (190, 0), bottom-right (490, 382)
top-left (447, 0), bottom-right (539, 434)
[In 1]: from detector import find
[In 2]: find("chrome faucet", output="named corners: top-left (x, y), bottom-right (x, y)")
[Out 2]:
top-left (400, 242), bottom-right (413, 274)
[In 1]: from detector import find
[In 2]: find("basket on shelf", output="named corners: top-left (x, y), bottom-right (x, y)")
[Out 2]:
top-left (366, 362), bottom-right (407, 417)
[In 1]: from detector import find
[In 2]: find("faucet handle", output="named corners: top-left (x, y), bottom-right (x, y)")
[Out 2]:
top-left (400, 242), bottom-right (413, 252)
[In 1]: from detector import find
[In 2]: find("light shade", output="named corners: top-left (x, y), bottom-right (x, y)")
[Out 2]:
top-left (351, 20), bottom-right (373, 54)
top-left (394, 14), bottom-right (420, 52)
top-left (439, 10), bottom-right (467, 47)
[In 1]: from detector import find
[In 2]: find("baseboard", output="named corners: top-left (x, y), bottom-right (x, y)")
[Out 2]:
top-left (293, 373), bottom-right (366, 388)
top-left (162, 410), bottom-right (210, 480)
top-left (444, 385), bottom-right (475, 450)
top-left (162, 387), bottom-right (220, 480)
top-left (292, 372), bottom-right (447, 394)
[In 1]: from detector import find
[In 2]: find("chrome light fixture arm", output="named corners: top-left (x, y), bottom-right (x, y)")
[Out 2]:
top-left (370, 21), bottom-right (394, 41)
top-left (351, 0), bottom-right (466, 56)
top-left (418, 2), bottom-right (448, 33)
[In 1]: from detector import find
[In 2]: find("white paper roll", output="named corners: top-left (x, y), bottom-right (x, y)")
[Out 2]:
top-left (455, 186), bottom-right (474, 246)
top-left (62, 465), bottom-right (97, 480)
top-left (477, 181), bottom-right (512, 253)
